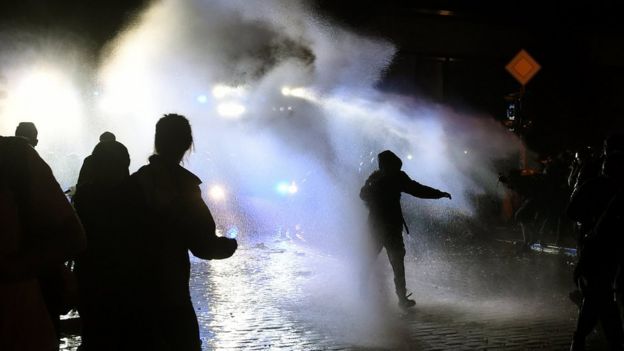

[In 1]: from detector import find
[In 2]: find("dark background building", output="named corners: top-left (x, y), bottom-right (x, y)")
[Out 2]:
top-left (313, 1), bottom-right (624, 155)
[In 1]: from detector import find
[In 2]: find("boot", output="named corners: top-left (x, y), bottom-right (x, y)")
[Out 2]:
top-left (398, 293), bottom-right (416, 309)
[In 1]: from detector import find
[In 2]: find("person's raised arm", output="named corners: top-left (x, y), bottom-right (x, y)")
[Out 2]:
top-left (400, 172), bottom-right (451, 200)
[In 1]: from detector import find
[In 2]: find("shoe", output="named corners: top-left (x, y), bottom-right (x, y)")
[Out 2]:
top-left (398, 293), bottom-right (416, 309)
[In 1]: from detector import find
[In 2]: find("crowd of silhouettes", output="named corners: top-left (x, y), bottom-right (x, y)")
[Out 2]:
top-left (498, 152), bottom-right (572, 251)
top-left (2, 113), bottom-right (623, 350)
top-left (500, 134), bottom-right (624, 350)
top-left (568, 135), bottom-right (624, 351)
top-left (1, 114), bottom-right (237, 351)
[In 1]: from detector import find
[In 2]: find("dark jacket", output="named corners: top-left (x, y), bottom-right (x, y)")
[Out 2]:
top-left (568, 175), bottom-right (618, 241)
top-left (133, 155), bottom-right (236, 302)
top-left (128, 155), bottom-right (236, 350)
top-left (360, 151), bottom-right (447, 234)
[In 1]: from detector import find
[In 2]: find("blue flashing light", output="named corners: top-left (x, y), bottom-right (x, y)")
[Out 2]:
top-left (197, 94), bottom-right (208, 104)
top-left (276, 181), bottom-right (290, 195)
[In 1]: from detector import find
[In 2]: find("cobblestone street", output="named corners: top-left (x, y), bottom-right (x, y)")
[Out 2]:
top-left (62, 233), bottom-right (607, 350)
top-left (186, 235), bottom-right (595, 350)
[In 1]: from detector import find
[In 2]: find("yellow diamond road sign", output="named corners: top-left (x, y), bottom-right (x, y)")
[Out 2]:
top-left (506, 49), bottom-right (541, 86)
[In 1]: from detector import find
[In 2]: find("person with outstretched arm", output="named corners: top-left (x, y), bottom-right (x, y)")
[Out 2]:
top-left (360, 150), bottom-right (451, 309)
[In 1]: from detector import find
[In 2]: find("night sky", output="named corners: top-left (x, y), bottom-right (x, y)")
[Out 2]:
top-left (1, 0), bottom-right (623, 155)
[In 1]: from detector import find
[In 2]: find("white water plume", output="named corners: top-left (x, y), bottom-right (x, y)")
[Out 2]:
top-left (0, 1), bottom-right (525, 346)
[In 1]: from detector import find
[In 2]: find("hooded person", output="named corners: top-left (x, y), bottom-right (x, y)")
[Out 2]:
top-left (72, 140), bottom-right (134, 350)
top-left (76, 132), bottom-right (117, 188)
top-left (360, 150), bottom-right (451, 308)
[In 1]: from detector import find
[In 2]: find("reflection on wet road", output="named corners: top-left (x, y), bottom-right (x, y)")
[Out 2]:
top-left (62, 237), bottom-right (599, 350)
top-left (189, 238), bottom-right (586, 350)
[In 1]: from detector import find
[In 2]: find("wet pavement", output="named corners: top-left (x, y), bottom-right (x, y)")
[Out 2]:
top-left (61, 230), bottom-right (609, 350)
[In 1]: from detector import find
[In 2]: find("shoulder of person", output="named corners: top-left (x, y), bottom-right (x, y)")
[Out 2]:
top-left (130, 163), bottom-right (160, 197)
top-left (365, 170), bottom-right (381, 181)
top-left (398, 170), bottom-right (412, 182)
top-left (175, 165), bottom-right (202, 187)
top-left (0, 136), bottom-right (33, 161)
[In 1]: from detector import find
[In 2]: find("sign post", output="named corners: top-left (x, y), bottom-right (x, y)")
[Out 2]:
top-left (505, 49), bottom-right (541, 169)
top-left (506, 49), bottom-right (541, 87)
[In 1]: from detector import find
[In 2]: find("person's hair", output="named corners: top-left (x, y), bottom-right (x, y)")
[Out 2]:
top-left (15, 122), bottom-right (38, 146)
top-left (99, 131), bottom-right (116, 142)
top-left (15, 122), bottom-right (37, 137)
top-left (154, 114), bottom-right (193, 163)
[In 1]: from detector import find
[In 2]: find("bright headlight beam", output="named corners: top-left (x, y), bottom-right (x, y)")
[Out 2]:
top-left (217, 102), bottom-right (246, 118)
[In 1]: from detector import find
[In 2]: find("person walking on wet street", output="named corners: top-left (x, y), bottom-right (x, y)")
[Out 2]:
top-left (360, 150), bottom-right (451, 309)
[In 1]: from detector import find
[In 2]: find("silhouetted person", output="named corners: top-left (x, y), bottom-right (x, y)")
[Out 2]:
top-left (569, 134), bottom-right (624, 249)
top-left (15, 122), bottom-right (38, 147)
top-left (569, 135), bottom-right (624, 351)
top-left (569, 146), bottom-right (601, 192)
top-left (567, 146), bottom-right (602, 253)
top-left (15, 121), bottom-right (79, 342)
top-left (567, 146), bottom-right (603, 306)
top-left (73, 140), bottom-right (133, 350)
top-left (77, 132), bottom-right (117, 187)
top-left (360, 150), bottom-right (451, 308)
top-left (131, 114), bottom-right (237, 350)
top-left (0, 136), bottom-right (85, 351)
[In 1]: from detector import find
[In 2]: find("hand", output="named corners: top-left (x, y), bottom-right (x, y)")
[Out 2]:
top-left (229, 238), bottom-right (238, 253)
top-left (223, 237), bottom-right (238, 255)
top-left (212, 237), bottom-right (238, 259)
top-left (443, 192), bottom-right (452, 200)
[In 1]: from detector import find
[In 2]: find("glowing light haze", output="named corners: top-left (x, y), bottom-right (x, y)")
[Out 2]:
top-left (0, 0), bottom-right (523, 241)
top-left (0, 0), bottom-right (525, 345)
